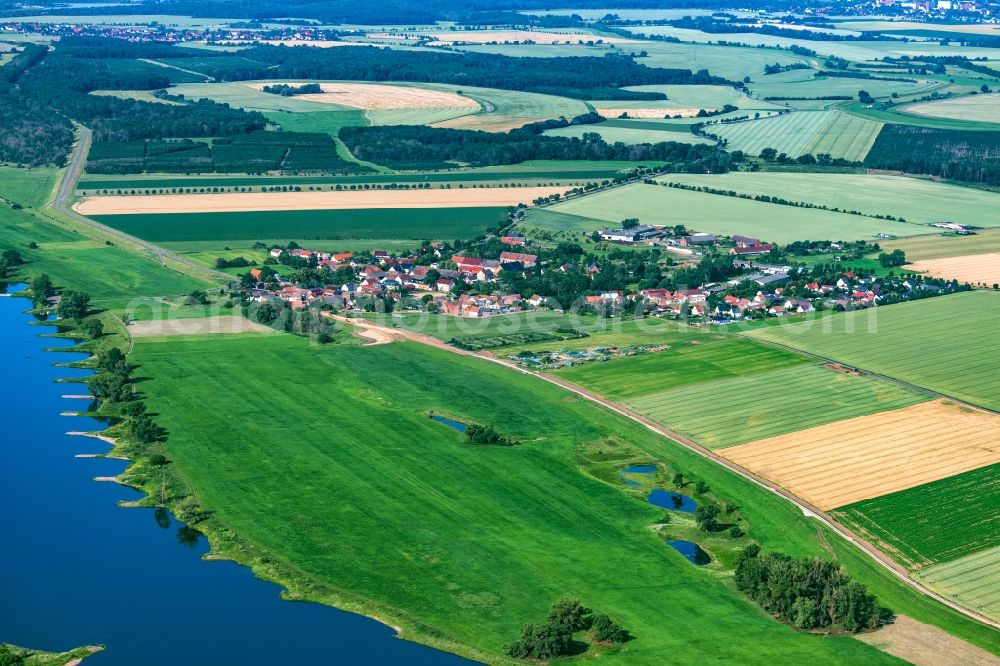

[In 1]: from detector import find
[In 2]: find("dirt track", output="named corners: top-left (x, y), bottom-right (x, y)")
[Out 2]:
top-left (73, 186), bottom-right (567, 215)
top-left (855, 615), bottom-right (1000, 666)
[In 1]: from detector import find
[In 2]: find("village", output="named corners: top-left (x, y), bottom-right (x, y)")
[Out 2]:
top-left (236, 218), bottom-right (970, 331)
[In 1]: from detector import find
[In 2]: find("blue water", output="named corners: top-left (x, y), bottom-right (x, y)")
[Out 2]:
top-left (648, 489), bottom-right (698, 514)
top-left (0, 289), bottom-right (476, 665)
top-left (430, 415), bottom-right (466, 433)
top-left (668, 540), bottom-right (711, 566)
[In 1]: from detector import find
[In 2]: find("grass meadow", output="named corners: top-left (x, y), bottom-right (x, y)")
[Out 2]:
top-left (543, 123), bottom-right (712, 144)
top-left (708, 111), bottom-right (884, 161)
top-left (551, 183), bottom-right (927, 243)
top-left (746, 291), bottom-right (1000, 410)
top-left (0, 166), bottom-right (59, 208)
top-left (125, 331), bottom-right (919, 664)
top-left (91, 206), bottom-right (508, 243)
top-left (833, 464), bottom-right (1000, 569)
top-left (658, 172), bottom-right (1000, 229)
top-left (558, 334), bottom-right (809, 400)
top-left (628, 364), bottom-right (929, 449)
top-left (882, 228), bottom-right (1000, 261)
top-left (0, 206), bottom-right (215, 308)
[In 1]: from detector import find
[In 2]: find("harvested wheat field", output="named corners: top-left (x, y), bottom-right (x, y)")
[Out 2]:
top-left (128, 316), bottom-right (275, 338)
top-left (424, 31), bottom-right (638, 45)
top-left (853, 615), bottom-right (1000, 666)
top-left (432, 114), bottom-right (549, 132)
top-left (245, 82), bottom-right (479, 110)
top-left (909, 252), bottom-right (1000, 287)
top-left (74, 187), bottom-right (565, 215)
top-left (721, 400), bottom-right (1000, 510)
top-left (594, 107), bottom-right (702, 119)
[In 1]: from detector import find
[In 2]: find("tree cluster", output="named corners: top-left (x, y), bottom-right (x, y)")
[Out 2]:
top-left (464, 423), bottom-right (517, 446)
top-left (504, 598), bottom-right (629, 660)
top-left (734, 546), bottom-right (892, 632)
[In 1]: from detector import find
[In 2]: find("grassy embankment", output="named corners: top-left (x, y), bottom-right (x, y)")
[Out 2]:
top-left (0, 643), bottom-right (102, 665)
top-left (125, 330), bottom-right (996, 663)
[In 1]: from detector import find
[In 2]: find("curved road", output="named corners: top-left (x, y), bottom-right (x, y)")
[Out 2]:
top-left (333, 314), bottom-right (1000, 632)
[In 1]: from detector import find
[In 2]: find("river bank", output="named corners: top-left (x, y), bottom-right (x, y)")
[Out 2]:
top-left (0, 284), bottom-right (477, 665)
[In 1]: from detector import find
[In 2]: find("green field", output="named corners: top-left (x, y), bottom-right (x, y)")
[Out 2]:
top-left (658, 172), bottom-right (1000, 229)
top-left (0, 207), bottom-right (215, 307)
top-left (0, 166), bottom-right (58, 208)
top-left (91, 207), bottom-right (509, 243)
top-left (621, 84), bottom-right (786, 111)
top-left (628, 364), bottom-right (929, 449)
top-left (550, 183), bottom-right (927, 243)
top-left (708, 111), bottom-right (884, 160)
top-left (902, 93), bottom-right (1000, 124)
top-left (747, 74), bottom-right (939, 103)
top-left (834, 464), bottom-right (1000, 569)
top-left (559, 334), bottom-right (809, 400)
top-left (881, 228), bottom-right (1000, 261)
top-left (129, 332), bottom-right (901, 664)
top-left (915, 544), bottom-right (1000, 623)
top-left (746, 291), bottom-right (1000, 411)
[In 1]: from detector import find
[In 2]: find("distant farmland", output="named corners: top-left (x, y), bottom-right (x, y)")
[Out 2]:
top-left (833, 463), bottom-right (1000, 569)
top-left (91, 207), bottom-right (508, 242)
top-left (746, 291), bottom-right (1000, 410)
top-left (550, 183), bottom-right (927, 243)
top-left (708, 110), bottom-right (883, 161)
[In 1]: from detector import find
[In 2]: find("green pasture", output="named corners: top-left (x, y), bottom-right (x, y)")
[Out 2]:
top-left (127, 332), bottom-right (901, 664)
top-left (834, 464), bottom-right (1000, 569)
top-left (166, 238), bottom-right (421, 255)
top-left (558, 334), bottom-right (808, 400)
top-left (748, 74), bottom-right (940, 102)
top-left (746, 291), bottom-right (1000, 411)
top-left (502, 317), bottom-right (703, 355)
top-left (621, 84), bottom-right (787, 111)
top-left (91, 207), bottom-right (509, 243)
top-left (708, 110), bottom-right (884, 160)
top-left (166, 82), bottom-right (350, 112)
top-left (0, 207), bottom-right (215, 307)
top-left (657, 172), bottom-right (1000, 229)
top-left (901, 93), bottom-right (1000, 124)
top-left (915, 544), bottom-right (1000, 623)
top-left (0, 166), bottom-right (58, 208)
top-left (628, 364), bottom-right (929, 449)
top-left (551, 183), bottom-right (927, 243)
top-left (263, 109), bottom-right (367, 137)
top-left (838, 101), bottom-right (1000, 131)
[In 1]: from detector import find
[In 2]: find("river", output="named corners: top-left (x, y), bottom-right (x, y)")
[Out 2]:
top-left (0, 286), bottom-right (475, 665)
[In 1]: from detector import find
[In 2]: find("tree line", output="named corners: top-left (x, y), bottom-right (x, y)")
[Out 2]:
top-left (213, 44), bottom-right (735, 99)
top-left (339, 124), bottom-right (733, 171)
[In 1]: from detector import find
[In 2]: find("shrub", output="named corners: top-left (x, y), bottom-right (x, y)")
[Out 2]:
top-left (591, 614), bottom-right (629, 643)
top-left (503, 622), bottom-right (572, 659)
top-left (547, 597), bottom-right (592, 632)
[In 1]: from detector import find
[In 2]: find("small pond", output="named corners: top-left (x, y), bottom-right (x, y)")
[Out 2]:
top-left (648, 488), bottom-right (698, 514)
top-left (668, 540), bottom-right (711, 566)
top-left (430, 415), bottom-right (466, 433)
top-left (620, 464), bottom-right (657, 487)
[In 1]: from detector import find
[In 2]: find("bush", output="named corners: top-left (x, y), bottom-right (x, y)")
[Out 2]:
top-left (591, 614), bottom-right (629, 643)
top-left (503, 622), bottom-right (572, 659)
top-left (547, 597), bottom-right (592, 632)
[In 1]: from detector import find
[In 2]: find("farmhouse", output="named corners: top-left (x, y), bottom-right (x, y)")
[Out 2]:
top-left (680, 233), bottom-right (716, 247)
top-left (730, 244), bottom-right (775, 256)
top-left (499, 251), bottom-right (538, 268)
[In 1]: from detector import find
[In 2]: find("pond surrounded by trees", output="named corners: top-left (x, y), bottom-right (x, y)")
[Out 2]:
top-left (648, 488), bottom-right (698, 514)
top-left (0, 286), bottom-right (475, 665)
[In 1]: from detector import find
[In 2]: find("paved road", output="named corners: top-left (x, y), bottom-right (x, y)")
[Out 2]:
top-left (48, 126), bottom-right (230, 284)
top-left (333, 314), bottom-right (1000, 632)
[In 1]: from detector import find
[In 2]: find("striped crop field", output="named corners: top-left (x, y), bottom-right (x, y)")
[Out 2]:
top-left (558, 335), bottom-right (809, 401)
top-left (747, 291), bottom-right (1000, 411)
top-left (914, 544), bottom-right (1000, 622)
top-left (833, 463), bottom-right (1000, 570)
top-left (628, 364), bottom-right (929, 449)
top-left (710, 110), bottom-right (883, 161)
